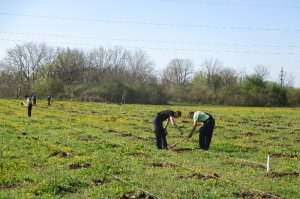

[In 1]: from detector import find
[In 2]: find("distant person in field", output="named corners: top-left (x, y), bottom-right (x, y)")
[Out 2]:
top-left (188, 111), bottom-right (215, 150)
top-left (23, 95), bottom-right (33, 117)
top-left (47, 95), bottom-right (52, 106)
top-left (153, 110), bottom-right (184, 149)
top-left (32, 94), bottom-right (36, 105)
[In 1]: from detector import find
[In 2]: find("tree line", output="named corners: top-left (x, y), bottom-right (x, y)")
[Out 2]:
top-left (0, 42), bottom-right (299, 106)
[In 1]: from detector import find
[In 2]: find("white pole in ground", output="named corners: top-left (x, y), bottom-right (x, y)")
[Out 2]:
top-left (266, 154), bottom-right (270, 172)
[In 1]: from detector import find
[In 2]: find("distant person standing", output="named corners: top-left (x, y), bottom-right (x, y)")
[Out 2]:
top-left (32, 94), bottom-right (36, 105)
top-left (23, 95), bottom-right (33, 117)
top-left (188, 111), bottom-right (215, 150)
top-left (153, 110), bottom-right (184, 149)
top-left (47, 95), bottom-right (52, 106)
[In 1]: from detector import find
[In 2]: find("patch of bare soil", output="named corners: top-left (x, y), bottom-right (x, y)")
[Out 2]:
top-left (244, 132), bottom-right (260, 137)
top-left (22, 132), bottom-right (30, 136)
top-left (143, 119), bottom-right (151, 124)
top-left (121, 132), bottom-right (133, 137)
top-left (178, 173), bottom-right (220, 180)
top-left (224, 136), bottom-right (241, 139)
top-left (105, 143), bottom-right (120, 148)
top-left (134, 136), bottom-right (155, 142)
top-left (226, 162), bottom-right (266, 169)
top-left (234, 190), bottom-right (283, 199)
top-left (150, 162), bottom-right (177, 167)
top-left (173, 148), bottom-right (193, 152)
top-left (108, 129), bottom-right (119, 133)
top-left (267, 172), bottom-right (299, 178)
top-left (118, 192), bottom-right (154, 199)
top-left (48, 151), bottom-right (72, 158)
top-left (167, 135), bottom-right (183, 138)
top-left (92, 178), bottom-right (110, 185)
top-left (252, 140), bottom-right (263, 143)
top-left (79, 137), bottom-right (96, 142)
top-left (139, 127), bottom-right (153, 132)
top-left (268, 136), bottom-right (288, 140)
top-left (268, 144), bottom-right (291, 148)
top-left (240, 146), bottom-right (259, 152)
top-left (269, 153), bottom-right (297, 158)
top-left (30, 136), bottom-right (40, 141)
top-left (69, 162), bottom-right (91, 170)
top-left (277, 126), bottom-right (288, 130)
top-left (0, 184), bottom-right (23, 190)
top-left (242, 162), bottom-right (266, 169)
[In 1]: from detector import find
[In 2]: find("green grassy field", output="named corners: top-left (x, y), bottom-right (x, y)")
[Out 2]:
top-left (0, 99), bottom-right (299, 199)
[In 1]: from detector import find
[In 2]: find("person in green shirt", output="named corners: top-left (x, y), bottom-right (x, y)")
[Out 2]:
top-left (188, 111), bottom-right (215, 150)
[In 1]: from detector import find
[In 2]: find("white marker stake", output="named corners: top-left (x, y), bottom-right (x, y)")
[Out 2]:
top-left (266, 155), bottom-right (270, 172)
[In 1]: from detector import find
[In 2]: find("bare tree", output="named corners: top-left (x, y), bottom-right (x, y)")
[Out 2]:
top-left (162, 58), bottom-right (194, 86)
top-left (108, 47), bottom-right (129, 76)
top-left (220, 67), bottom-right (238, 87)
top-left (127, 50), bottom-right (154, 82)
top-left (86, 47), bottom-right (113, 84)
top-left (1, 42), bottom-right (51, 95)
top-left (200, 58), bottom-right (223, 88)
top-left (254, 65), bottom-right (270, 81)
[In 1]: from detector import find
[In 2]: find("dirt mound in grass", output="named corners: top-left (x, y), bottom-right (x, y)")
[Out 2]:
top-left (150, 162), bottom-right (178, 167)
top-left (79, 137), bottom-right (97, 142)
top-left (108, 129), bottom-right (119, 133)
top-left (224, 136), bottom-right (241, 139)
top-left (244, 132), bottom-right (260, 137)
top-left (121, 132), bottom-right (133, 137)
top-left (21, 132), bottom-right (30, 136)
top-left (173, 148), bottom-right (193, 152)
top-left (234, 190), bottom-right (283, 199)
top-left (267, 172), bottom-right (299, 178)
top-left (119, 192), bottom-right (155, 199)
top-left (178, 173), bottom-right (220, 180)
top-left (268, 136), bottom-right (288, 140)
top-left (92, 178), bottom-right (110, 185)
top-left (69, 162), bottom-right (91, 170)
top-left (48, 151), bottom-right (72, 158)
top-left (269, 153), bottom-right (297, 158)
top-left (226, 162), bottom-right (266, 169)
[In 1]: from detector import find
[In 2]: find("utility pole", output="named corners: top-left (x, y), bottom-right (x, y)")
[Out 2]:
top-left (280, 67), bottom-right (284, 87)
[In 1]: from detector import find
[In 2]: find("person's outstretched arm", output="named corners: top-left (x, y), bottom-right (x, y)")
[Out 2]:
top-left (188, 120), bottom-right (198, 138)
top-left (170, 116), bottom-right (184, 135)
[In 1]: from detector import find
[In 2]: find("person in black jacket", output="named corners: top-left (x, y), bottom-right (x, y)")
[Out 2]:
top-left (153, 110), bottom-right (183, 149)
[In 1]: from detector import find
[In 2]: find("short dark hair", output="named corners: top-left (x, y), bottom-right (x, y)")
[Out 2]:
top-left (175, 111), bottom-right (182, 117)
top-left (188, 112), bottom-right (194, 118)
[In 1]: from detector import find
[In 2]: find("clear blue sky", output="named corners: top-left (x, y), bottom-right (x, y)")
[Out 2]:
top-left (1, 0), bottom-right (300, 87)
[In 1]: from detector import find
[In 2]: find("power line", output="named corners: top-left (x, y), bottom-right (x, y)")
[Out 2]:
top-left (0, 12), bottom-right (299, 32)
top-left (1, 38), bottom-right (300, 56)
top-left (160, 0), bottom-right (299, 9)
top-left (0, 31), bottom-right (298, 49)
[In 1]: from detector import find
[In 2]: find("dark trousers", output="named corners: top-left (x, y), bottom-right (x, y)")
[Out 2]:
top-left (28, 104), bottom-right (32, 117)
top-left (199, 116), bottom-right (215, 150)
top-left (153, 116), bottom-right (167, 149)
